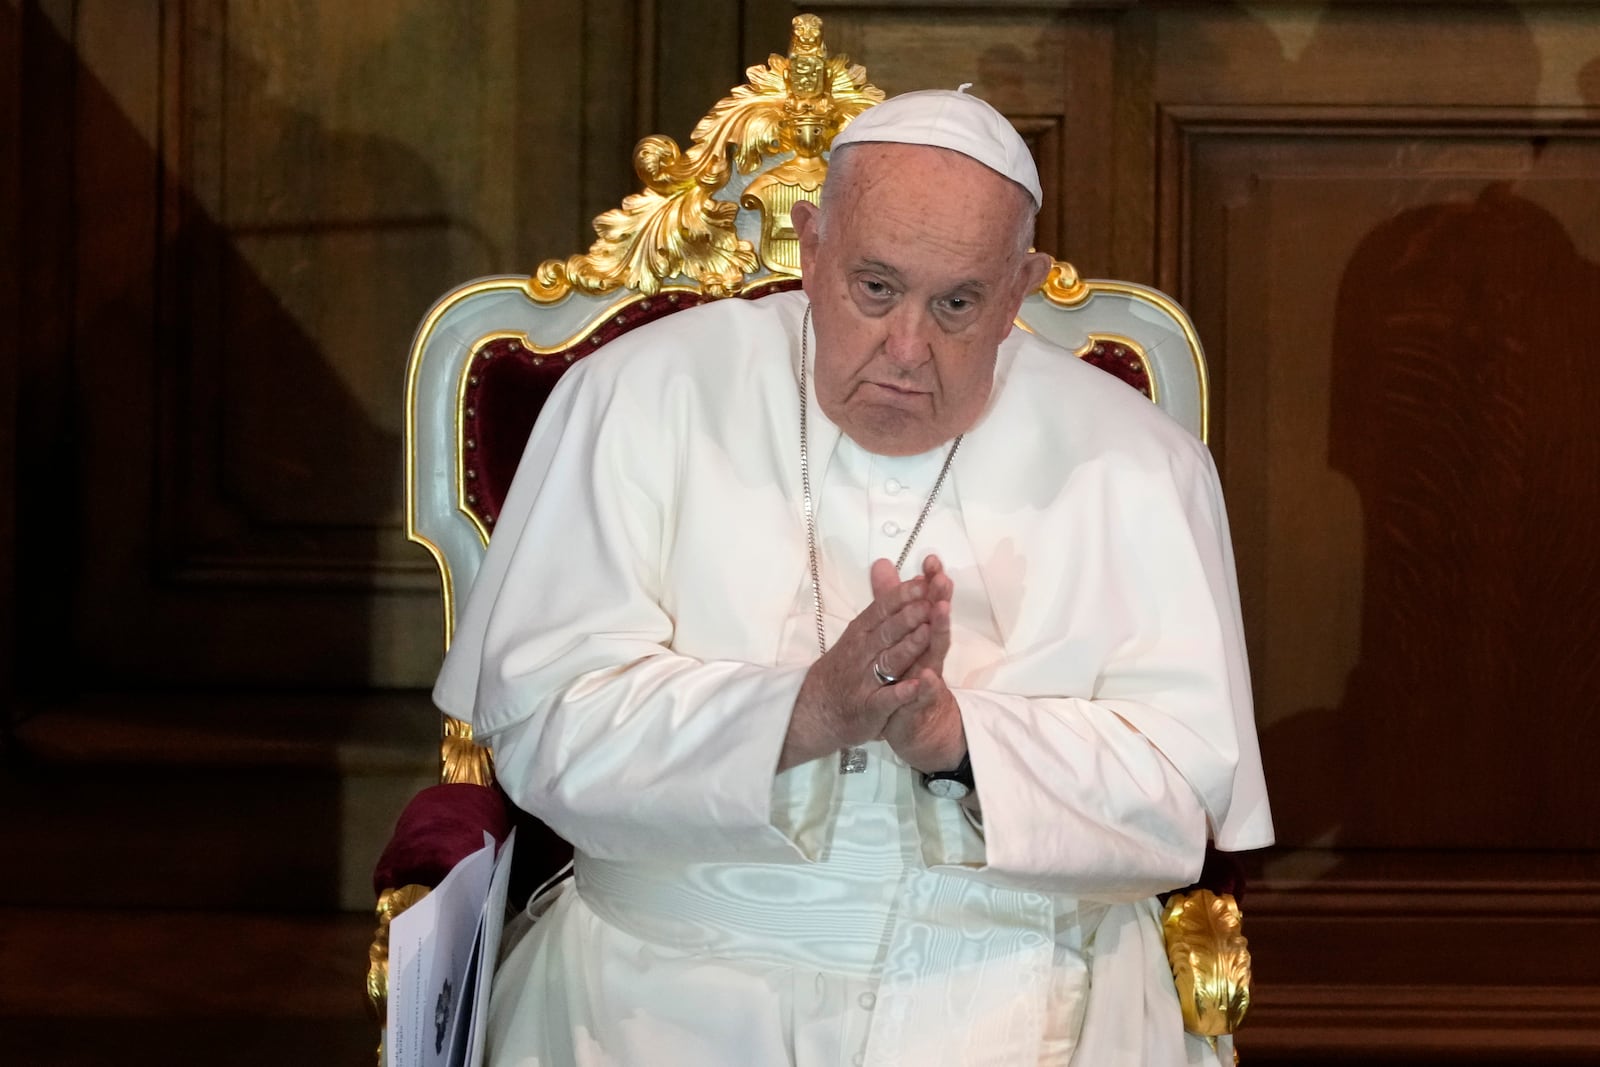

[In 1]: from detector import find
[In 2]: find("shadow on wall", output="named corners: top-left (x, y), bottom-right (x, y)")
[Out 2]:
top-left (15, 7), bottom-right (465, 698)
top-left (7, 0), bottom-right (467, 920)
top-left (1251, 1), bottom-right (1600, 850)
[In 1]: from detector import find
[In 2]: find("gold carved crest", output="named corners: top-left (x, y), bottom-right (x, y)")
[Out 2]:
top-left (528, 14), bottom-right (883, 302)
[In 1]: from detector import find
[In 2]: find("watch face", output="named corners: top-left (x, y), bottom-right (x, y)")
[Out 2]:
top-left (925, 776), bottom-right (971, 800)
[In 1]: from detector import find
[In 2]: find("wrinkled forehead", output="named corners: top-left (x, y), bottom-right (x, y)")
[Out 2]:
top-left (820, 144), bottom-right (1034, 273)
top-left (827, 142), bottom-right (1034, 221)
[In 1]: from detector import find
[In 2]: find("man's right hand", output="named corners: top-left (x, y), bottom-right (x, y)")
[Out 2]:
top-left (883, 554), bottom-right (953, 682)
top-left (779, 564), bottom-right (937, 771)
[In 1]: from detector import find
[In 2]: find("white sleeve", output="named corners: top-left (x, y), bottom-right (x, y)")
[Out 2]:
top-left (433, 359), bottom-right (810, 866)
top-left (923, 442), bottom-right (1271, 899)
top-left (946, 690), bottom-right (1211, 900)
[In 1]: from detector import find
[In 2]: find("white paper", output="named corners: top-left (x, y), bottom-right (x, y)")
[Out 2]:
top-left (463, 827), bottom-right (517, 1067)
top-left (387, 832), bottom-right (496, 1067)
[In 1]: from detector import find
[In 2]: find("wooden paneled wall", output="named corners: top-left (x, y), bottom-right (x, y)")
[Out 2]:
top-left (815, 5), bottom-right (1600, 1061)
top-left (7, 1), bottom-right (1599, 1062)
top-left (7, 0), bottom-right (801, 695)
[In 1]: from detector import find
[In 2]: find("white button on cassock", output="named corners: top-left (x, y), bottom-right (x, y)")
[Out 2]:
top-left (881, 521), bottom-right (900, 536)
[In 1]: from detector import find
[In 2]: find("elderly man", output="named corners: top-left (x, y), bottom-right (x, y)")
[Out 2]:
top-left (435, 88), bottom-right (1271, 1067)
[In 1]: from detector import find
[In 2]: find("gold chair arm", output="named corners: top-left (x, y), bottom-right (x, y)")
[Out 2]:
top-left (1161, 888), bottom-right (1252, 1042)
top-left (442, 714), bottom-right (494, 786)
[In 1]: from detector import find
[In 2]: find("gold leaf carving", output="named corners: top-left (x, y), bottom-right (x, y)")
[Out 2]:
top-left (442, 713), bottom-right (494, 786)
top-left (1161, 889), bottom-right (1253, 1038)
top-left (529, 15), bottom-right (882, 303)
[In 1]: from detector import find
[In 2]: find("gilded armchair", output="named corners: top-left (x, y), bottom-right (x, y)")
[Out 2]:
top-left (374, 12), bottom-right (1251, 1058)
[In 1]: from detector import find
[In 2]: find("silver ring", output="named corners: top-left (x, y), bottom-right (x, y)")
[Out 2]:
top-left (872, 659), bottom-right (899, 686)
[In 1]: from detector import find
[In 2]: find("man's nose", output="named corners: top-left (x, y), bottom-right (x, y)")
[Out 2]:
top-left (882, 303), bottom-right (934, 367)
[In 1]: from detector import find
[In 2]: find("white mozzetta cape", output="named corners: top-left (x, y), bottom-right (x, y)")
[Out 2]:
top-left (435, 290), bottom-right (1272, 1066)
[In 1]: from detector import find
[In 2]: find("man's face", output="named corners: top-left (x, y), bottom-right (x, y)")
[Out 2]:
top-left (793, 143), bottom-right (1051, 456)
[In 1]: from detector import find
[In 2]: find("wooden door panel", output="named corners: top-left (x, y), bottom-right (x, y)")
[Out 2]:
top-left (1175, 121), bottom-right (1600, 849)
top-left (1142, 5), bottom-right (1600, 1055)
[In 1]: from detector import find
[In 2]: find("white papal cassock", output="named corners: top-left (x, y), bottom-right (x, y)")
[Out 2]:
top-left (433, 289), bottom-right (1273, 1066)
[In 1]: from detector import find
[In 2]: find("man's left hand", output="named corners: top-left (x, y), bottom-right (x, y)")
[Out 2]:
top-left (869, 556), bottom-right (967, 773)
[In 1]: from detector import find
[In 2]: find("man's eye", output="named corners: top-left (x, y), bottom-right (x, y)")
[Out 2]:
top-left (939, 296), bottom-right (976, 314)
top-left (859, 278), bottom-right (894, 299)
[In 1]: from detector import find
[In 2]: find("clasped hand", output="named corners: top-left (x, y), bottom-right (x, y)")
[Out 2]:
top-left (781, 555), bottom-right (966, 773)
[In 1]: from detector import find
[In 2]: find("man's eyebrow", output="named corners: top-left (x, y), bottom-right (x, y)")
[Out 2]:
top-left (853, 259), bottom-right (905, 283)
top-left (935, 279), bottom-right (991, 302)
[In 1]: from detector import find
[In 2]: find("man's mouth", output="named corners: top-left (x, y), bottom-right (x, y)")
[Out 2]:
top-left (866, 381), bottom-right (924, 397)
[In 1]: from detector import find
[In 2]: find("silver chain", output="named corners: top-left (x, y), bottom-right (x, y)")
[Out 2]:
top-left (798, 304), bottom-right (961, 771)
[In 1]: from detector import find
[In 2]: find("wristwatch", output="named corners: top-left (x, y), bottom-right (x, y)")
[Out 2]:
top-left (921, 751), bottom-right (974, 800)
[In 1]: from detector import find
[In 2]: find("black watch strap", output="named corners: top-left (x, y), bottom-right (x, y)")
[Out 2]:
top-left (921, 751), bottom-right (974, 798)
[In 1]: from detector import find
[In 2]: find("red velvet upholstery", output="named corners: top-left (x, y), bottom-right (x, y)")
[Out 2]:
top-left (373, 783), bottom-right (514, 893)
top-left (1078, 338), bottom-right (1152, 400)
top-left (374, 782), bottom-right (575, 907)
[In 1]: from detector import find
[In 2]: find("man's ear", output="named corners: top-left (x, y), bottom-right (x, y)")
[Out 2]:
top-left (792, 197), bottom-right (818, 231)
top-left (792, 198), bottom-right (823, 295)
top-left (1018, 250), bottom-right (1053, 296)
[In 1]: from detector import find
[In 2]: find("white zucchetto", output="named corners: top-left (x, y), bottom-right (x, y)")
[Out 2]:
top-left (829, 84), bottom-right (1043, 209)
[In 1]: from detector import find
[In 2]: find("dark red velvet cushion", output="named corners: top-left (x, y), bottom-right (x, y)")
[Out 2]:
top-left (372, 782), bottom-right (513, 893)
top-left (1078, 338), bottom-right (1153, 399)
top-left (374, 781), bottom-right (576, 907)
